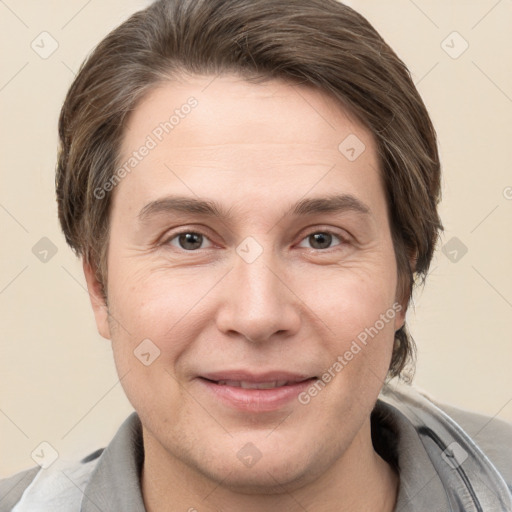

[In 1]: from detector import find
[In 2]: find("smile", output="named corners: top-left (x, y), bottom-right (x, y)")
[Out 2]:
top-left (215, 380), bottom-right (297, 389)
top-left (197, 373), bottom-right (317, 412)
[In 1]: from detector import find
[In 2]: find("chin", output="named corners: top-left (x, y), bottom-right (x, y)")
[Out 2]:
top-left (191, 446), bottom-right (322, 495)
top-left (211, 464), bottom-right (311, 495)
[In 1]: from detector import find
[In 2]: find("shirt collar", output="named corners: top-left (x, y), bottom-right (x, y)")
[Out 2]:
top-left (81, 412), bottom-right (145, 512)
top-left (79, 382), bottom-right (510, 511)
top-left (372, 396), bottom-right (450, 511)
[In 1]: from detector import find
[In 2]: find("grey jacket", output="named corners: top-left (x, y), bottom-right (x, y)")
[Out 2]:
top-left (1, 382), bottom-right (511, 511)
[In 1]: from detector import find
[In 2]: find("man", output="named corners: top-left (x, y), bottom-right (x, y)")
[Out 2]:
top-left (1, 0), bottom-right (511, 510)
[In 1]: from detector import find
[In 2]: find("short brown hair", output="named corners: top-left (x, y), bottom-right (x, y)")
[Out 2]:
top-left (56, 0), bottom-right (442, 380)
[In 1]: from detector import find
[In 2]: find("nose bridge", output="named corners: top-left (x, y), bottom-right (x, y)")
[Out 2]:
top-left (216, 240), bottom-right (300, 341)
top-left (234, 243), bottom-right (283, 313)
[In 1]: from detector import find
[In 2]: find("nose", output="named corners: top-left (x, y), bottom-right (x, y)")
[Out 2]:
top-left (215, 249), bottom-right (302, 343)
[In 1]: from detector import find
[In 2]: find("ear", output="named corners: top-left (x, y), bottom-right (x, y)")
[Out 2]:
top-left (82, 259), bottom-right (111, 340)
top-left (393, 299), bottom-right (407, 332)
top-left (393, 252), bottom-right (417, 331)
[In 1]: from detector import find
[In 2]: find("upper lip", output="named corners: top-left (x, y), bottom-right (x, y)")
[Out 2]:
top-left (199, 371), bottom-right (315, 383)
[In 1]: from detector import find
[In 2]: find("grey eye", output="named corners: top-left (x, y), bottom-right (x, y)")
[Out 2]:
top-left (168, 232), bottom-right (212, 250)
top-left (299, 232), bottom-right (342, 250)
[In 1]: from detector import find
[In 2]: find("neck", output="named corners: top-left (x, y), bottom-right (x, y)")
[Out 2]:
top-left (141, 418), bottom-right (398, 512)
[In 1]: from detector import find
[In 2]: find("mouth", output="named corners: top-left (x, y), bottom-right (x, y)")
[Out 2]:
top-left (197, 371), bottom-right (318, 412)
top-left (211, 379), bottom-right (308, 389)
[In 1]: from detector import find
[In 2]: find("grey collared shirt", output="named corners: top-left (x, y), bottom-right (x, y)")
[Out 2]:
top-left (2, 382), bottom-right (512, 511)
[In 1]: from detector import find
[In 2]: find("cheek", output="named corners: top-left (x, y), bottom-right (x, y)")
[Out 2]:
top-left (299, 276), bottom-right (399, 421)
top-left (301, 253), bottom-right (398, 332)
top-left (299, 253), bottom-right (399, 378)
top-left (106, 265), bottom-right (220, 391)
top-left (108, 260), bottom-right (215, 333)
top-left (106, 281), bottom-right (198, 426)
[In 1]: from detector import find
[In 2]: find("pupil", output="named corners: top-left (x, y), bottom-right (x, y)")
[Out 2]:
top-left (179, 233), bottom-right (202, 250)
top-left (310, 233), bottom-right (331, 249)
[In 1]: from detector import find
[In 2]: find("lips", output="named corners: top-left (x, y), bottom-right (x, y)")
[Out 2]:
top-left (197, 371), bottom-right (317, 412)
top-left (215, 380), bottom-right (292, 389)
top-left (200, 370), bottom-right (314, 384)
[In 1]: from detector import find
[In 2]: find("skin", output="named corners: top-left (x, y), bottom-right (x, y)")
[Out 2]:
top-left (84, 74), bottom-right (405, 511)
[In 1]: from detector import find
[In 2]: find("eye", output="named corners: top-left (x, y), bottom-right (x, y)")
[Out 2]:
top-left (166, 231), bottom-right (213, 251)
top-left (298, 231), bottom-right (344, 250)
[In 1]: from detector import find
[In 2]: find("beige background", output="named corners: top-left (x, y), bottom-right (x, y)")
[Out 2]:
top-left (1, 0), bottom-right (511, 477)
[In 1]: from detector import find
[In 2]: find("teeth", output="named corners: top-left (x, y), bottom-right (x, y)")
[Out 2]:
top-left (216, 380), bottom-right (289, 389)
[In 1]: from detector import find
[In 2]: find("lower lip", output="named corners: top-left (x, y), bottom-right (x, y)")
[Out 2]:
top-left (198, 378), bottom-right (316, 412)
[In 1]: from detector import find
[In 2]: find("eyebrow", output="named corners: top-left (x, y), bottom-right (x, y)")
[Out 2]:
top-left (138, 194), bottom-right (371, 223)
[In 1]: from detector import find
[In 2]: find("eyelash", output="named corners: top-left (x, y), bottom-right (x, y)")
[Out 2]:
top-left (162, 228), bottom-right (350, 252)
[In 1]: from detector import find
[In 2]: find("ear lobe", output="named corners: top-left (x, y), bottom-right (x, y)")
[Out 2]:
top-left (393, 301), bottom-right (407, 331)
top-left (393, 249), bottom-right (416, 331)
top-left (82, 259), bottom-right (111, 340)
top-left (393, 277), bottom-right (412, 332)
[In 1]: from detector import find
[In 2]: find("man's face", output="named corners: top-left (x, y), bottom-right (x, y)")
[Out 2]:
top-left (86, 74), bottom-right (405, 491)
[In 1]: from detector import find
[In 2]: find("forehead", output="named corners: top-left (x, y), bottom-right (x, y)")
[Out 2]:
top-left (120, 73), bottom-right (373, 159)
top-left (113, 74), bottom-right (383, 216)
